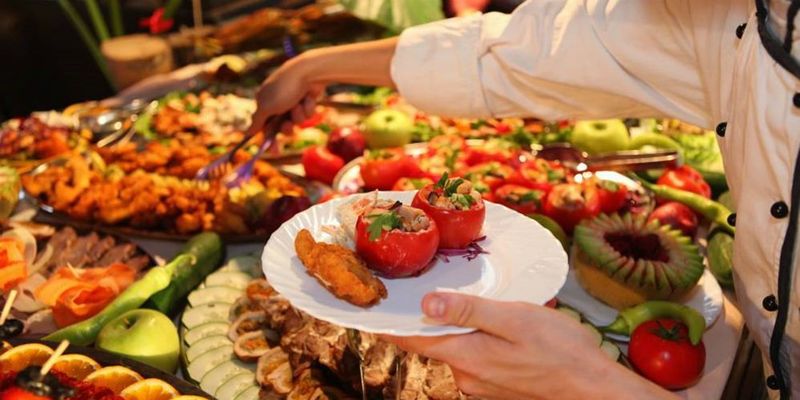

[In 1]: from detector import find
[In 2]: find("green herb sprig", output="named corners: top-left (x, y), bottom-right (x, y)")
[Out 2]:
top-left (366, 212), bottom-right (403, 241)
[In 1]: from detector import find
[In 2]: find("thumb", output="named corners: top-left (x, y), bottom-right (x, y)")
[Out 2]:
top-left (421, 292), bottom-right (523, 340)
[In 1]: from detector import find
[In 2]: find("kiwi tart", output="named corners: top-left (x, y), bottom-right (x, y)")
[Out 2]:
top-left (572, 213), bottom-right (703, 310)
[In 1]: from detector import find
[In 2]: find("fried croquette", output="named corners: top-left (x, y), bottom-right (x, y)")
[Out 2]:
top-left (294, 229), bottom-right (387, 307)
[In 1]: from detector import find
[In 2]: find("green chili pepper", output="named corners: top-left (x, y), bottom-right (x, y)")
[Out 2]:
top-left (42, 255), bottom-right (188, 346)
top-left (636, 178), bottom-right (735, 235)
top-left (601, 301), bottom-right (706, 345)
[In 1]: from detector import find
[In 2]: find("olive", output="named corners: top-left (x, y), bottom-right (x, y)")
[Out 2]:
top-left (1, 319), bottom-right (24, 338)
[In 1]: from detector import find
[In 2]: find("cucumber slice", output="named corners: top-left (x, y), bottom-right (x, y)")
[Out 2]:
top-left (205, 271), bottom-right (252, 290)
top-left (216, 372), bottom-right (258, 399)
top-left (556, 306), bottom-right (582, 323)
top-left (200, 360), bottom-right (255, 396)
top-left (582, 322), bottom-right (603, 346)
top-left (185, 322), bottom-right (230, 346)
top-left (220, 256), bottom-right (262, 277)
top-left (233, 386), bottom-right (260, 400)
top-left (600, 340), bottom-right (621, 361)
top-left (186, 345), bottom-right (234, 383)
top-left (183, 302), bottom-right (232, 330)
top-left (188, 286), bottom-right (242, 308)
top-left (187, 335), bottom-right (233, 363)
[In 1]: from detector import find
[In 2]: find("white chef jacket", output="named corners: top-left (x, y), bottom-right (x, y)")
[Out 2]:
top-left (390, 0), bottom-right (800, 398)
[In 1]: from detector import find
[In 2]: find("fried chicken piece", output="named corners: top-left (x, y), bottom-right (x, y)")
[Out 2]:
top-left (294, 229), bottom-right (387, 307)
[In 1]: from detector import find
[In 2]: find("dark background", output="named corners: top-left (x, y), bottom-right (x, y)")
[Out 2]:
top-left (0, 0), bottom-right (521, 121)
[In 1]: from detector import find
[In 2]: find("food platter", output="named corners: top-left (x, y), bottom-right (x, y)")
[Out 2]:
top-left (21, 156), bottom-right (329, 243)
top-left (5, 339), bottom-right (210, 397)
top-left (262, 191), bottom-right (569, 336)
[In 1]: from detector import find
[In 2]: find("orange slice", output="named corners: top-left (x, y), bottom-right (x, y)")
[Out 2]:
top-left (120, 378), bottom-right (179, 400)
top-left (50, 354), bottom-right (101, 380)
top-left (0, 343), bottom-right (54, 372)
top-left (85, 366), bottom-right (144, 395)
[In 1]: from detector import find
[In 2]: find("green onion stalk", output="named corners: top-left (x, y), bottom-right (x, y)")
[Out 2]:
top-left (56, 0), bottom-right (116, 90)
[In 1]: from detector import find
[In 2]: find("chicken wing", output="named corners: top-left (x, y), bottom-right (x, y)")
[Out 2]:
top-left (294, 229), bottom-right (387, 307)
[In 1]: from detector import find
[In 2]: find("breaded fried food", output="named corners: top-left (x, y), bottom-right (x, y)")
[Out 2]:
top-left (294, 229), bottom-right (387, 307)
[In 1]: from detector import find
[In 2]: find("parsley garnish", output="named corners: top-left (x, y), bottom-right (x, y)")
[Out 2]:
top-left (451, 194), bottom-right (476, 209)
top-left (444, 178), bottom-right (464, 197)
top-left (435, 172), bottom-right (449, 189)
top-left (366, 212), bottom-right (403, 241)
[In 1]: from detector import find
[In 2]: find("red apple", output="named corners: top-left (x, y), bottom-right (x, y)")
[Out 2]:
top-left (327, 126), bottom-right (367, 162)
top-left (647, 202), bottom-right (698, 237)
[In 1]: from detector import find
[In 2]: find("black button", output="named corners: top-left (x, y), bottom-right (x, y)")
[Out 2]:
top-left (727, 213), bottom-right (736, 226)
top-left (716, 122), bottom-right (727, 137)
top-left (794, 93), bottom-right (800, 108)
top-left (767, 375), bottom-right (781, 390)
top-left (771, 201), bottom-right (789, 218)
top-left (736, 23), bottom-right (747, 38)
top-left (762, 295), bottom-right (778, 311)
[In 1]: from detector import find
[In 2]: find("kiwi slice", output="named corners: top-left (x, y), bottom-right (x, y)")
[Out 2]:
top-left (572, 213), bottom-right (703, 310)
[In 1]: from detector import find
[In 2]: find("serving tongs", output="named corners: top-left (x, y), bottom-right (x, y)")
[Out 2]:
top-left (197, 113), bottom-right (286, 187)
top-left (345, 329), bottom-right (368, 400)
top-left (533, 143), bottom-right (682, 172)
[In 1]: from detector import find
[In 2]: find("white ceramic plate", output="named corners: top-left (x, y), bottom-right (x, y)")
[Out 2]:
top-left (558, 268), bottom-right (724, 341)
top-left (263, 191), bottom-right (569, 336)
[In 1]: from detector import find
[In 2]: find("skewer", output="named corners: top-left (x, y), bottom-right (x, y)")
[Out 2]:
top-left (0, 290), bottom-right (17, 325)
top-left (39, 340), bottom-right (69, 376)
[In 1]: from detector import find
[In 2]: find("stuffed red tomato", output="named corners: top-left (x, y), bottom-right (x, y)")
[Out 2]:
top-left (411, 174), bottom-right (485, 249)
top-left (355, 202), bottom-right (440, 278)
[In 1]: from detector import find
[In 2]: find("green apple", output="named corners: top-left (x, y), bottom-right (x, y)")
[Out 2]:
top-left (363, 109), bottom-right (413, 149)
top-left (570, 119), bottom-right (630, 155)
top-left (96, 309), bottom-right (180, 373)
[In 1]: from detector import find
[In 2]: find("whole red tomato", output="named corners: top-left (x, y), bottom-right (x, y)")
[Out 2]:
top-left (355, 209), bottom-right (440, 278)
top-left (657, 166), bottom-right (711, 199)
top-left (542, 183), bottom-right (601, 233)
top-left (360, 149), bottom-right (414, 190)
top-left (412, 185), bottom-right (485, 249)
top-left (628, 319), bottom-right (706, 390)
top-left (494, 184), bottom-right (548, 215)
top-left (592, 179), bottom-right (629, 214)
top-left (302, 146), bottom-right (345, 185)
top-left (392, 177), bottom-right (434, 191)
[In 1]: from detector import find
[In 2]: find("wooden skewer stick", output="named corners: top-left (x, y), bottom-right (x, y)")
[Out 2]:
top-left (0, 290), bottom-right (17, 326)
top-left (40, 340), bottom-right (69, 376)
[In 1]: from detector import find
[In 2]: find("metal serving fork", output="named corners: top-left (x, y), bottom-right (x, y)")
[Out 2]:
top-left (222, 113), bottom-right (287, 188)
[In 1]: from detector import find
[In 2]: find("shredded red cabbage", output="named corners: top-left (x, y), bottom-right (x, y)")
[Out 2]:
top-left (435, 236), bottom-right (489, 262)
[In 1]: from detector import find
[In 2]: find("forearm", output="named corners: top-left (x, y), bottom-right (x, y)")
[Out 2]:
top-left (294, 38), bottom-right (398, 88)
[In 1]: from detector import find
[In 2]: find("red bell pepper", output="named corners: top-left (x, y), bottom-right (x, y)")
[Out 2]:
top-left (656, 166), bottom-right (711, 199)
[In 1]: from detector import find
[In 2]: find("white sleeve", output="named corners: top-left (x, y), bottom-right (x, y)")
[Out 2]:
top-left (390, 0), bottom-right (748, 129)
